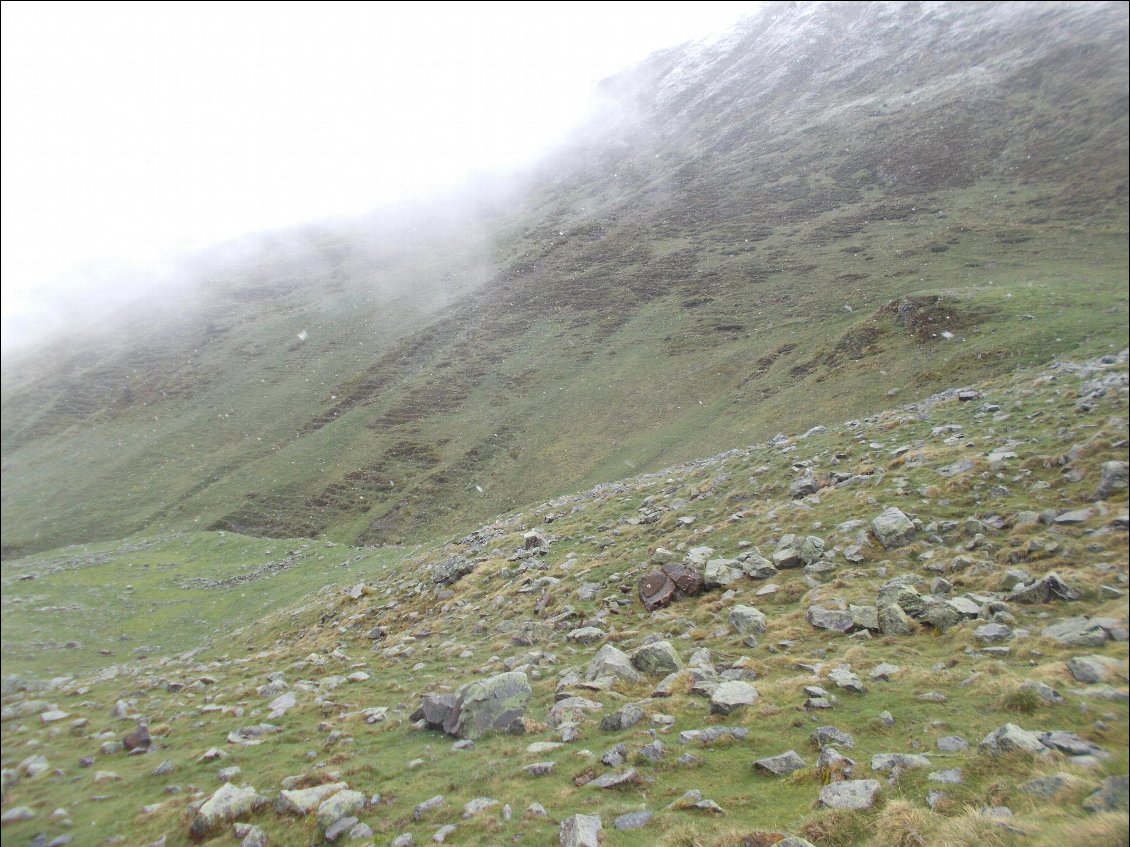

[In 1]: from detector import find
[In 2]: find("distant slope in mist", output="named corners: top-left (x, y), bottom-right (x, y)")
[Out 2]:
top-left (3, 0), bottom-right (1127, 558)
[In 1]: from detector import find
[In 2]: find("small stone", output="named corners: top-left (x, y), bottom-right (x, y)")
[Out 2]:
top-left (274, 783), bottom-right (350, 816)
top-left (587, 645), bottom-right (643, 684)
top-left (878, 602), bottom-right (914, 636)
top-left (567, 627), bottom-right (605, 645)
top-left (981, 806), bottom-right (1012, 818)
top-left (630, 641), bottom-right (683, 676)
top-left (871, 753), bottom-right (930, 773)
top-left (974, 623), bottom-right (1012, 644)
top-left (1009, 572), bottom-right (1080, 603)
top-left (929, 769), bottom-right (963, 784)
top-left (560, 813), bottom-right (602, 847)
top-left (710, 680), bottom-right (759, 715)
top-left (638, 740), bottom-right (667, 762)
top-left (600, 704), bottom-right (644, 732)
top-left (811, 726), bottom-right (854, 748)
top-left (613, 811), bottom-right (652, 830)
top-left (1096, 461), bottom-right (1129, 499)
top-left (316, 790), bottom-right (366, 830)
top-left (828, 666), bottom-right (865, 694)
top-left (979, 723), bottom-right (1046, 756)
top-left (602, 744), bottom-right (627, 768)
top-left (870, 663), bottom-right (900, 681)
top-left (325, 816), bottom-right (359, 842)
top-left (1042, 616), bottom-right (1121, 647)
top-left (413, 795), bottom-right (445, 821)
top-left (728, 605), bottom-right (767, 637)
top-left (1066, 655), bottom-right (1117, 684)
top-left (753, 750), bottom-right (806, 776)
top-left (818, 779), bottom-right (881, 809)
top-left (1020, 773), bottom-right (1082, 798)
top-left (817, 747), bottom-right (856, 782)
top-left (871, 507), bottom-right (916, 548)
top-left (1083, 775), bottom-right (1128, 812)
top-left (587, 768), bottom-right (640, 789)
top-left (188, 783), bottom-right (267, 840)
top-left (807, 607), bottom-right (855, 633)
top-left (936, 735), bottom-right (968, 753)
top-left (462, 797), bottom-right (499, 818)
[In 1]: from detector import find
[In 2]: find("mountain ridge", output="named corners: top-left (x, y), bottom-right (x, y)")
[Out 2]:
top-left (2, 0), bottom-right (1127, 558)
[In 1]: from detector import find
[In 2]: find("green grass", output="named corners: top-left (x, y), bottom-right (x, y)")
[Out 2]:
top-left (2, 350), bottom-right (1125, 847)
top-left (3, 2), bottom-right (1127, 558)
top-left (1, 8), bottom-right (1128, 840)
top-left (0, 531), bottom-right (410, 677)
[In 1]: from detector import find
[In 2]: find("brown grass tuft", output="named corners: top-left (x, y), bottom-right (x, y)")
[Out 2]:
top-left (871, 800), bottom-right (931, 847)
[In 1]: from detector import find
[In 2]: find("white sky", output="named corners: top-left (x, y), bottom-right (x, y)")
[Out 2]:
top-left (1, 1), bottom-right (762, 345)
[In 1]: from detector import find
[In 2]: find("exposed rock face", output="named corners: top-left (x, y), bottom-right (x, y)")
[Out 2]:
top-left (1083, 775), bottom-right (1129, 813)
top-left (753, 750), bottom-right (806, 776)
top-left (587, 645), bottom-right (643, 684)
top-left (445, 672), bottom-right (531, 740)
top-left (879, 603), bottom-right (914, 635)
top-left (274, 782), bottom-right (350, 815)
top-left (630, 641), bottom-right (683, 676)
top-left (703, 558), bottom-right (744, 588)
top-left (1096, 461), bottom-right (1129, 499)
top-left (871, 507), bottom-right (916, 548)
top-left (638, 564), bottom-right (704, 611)
top-left (430, 555), bottom-right (476, 586)
top-left (122, 722), bottom-right (150, 752)
top-left (189, 783), bottom-right (267, 841)
top-left (413, 672), bottom-right (531, 740)
top-left (710, 681), bottom-right (759, 715)
top-left (1066, 655), bottom-right (1118, 684)
top-left (549, 696), bottom-right (603, 727)
top-left (728, 605), bottom-right (767, 636)
top-left (979, 723), bottom-right (1047, 756)
top-left (1042, 616), bottom-right (1125, 647)
top-left (807, 607), bottom-right (855, 633)
top-left (560, 813), bottom-right (602, 847)
top-left (316, 789), bottom-right (366, 829)
top-left (601, 704), bottom-right (644, 732)
top-left (414, 693), bottom-right (457, 729)
top-left (1008, 572), bottom-right (1080, 603)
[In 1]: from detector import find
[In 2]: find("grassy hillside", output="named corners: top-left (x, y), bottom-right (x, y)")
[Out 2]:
top-left (1, 349), bottom-right (1126, 846)
top-left (2, 2), bottom-right (1127, 558)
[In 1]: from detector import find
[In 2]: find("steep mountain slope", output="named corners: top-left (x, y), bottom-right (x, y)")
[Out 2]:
top-left (3, 1), bottom-right (1127, 557)
top-left (1, 349), bottom-right (1126, 846)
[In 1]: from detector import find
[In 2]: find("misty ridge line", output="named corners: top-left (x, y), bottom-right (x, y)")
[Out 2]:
top-left (1, 3), bottom-right (768, 355)
top-left (1, 0), bottom-right (1125, 560)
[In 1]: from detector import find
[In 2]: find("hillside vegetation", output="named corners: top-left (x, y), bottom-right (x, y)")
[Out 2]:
top-left (3, 1), bottom-right (1127, 557)
top-left (1, 349), bottom-right (1126, 846)
top-left (1, 5), bottom-right (1127, 844)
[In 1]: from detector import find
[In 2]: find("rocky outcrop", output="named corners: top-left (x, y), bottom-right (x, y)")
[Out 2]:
top-left (413, 672), bottom-right (531, 739)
